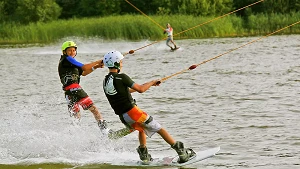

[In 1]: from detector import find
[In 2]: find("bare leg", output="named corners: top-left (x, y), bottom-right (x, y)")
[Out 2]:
top-left (74, 111), bottom-right (81, 119)
top-left (170, 39), bottom-right (177, 48)
top-left (88, 104), bottom-right (103, 121)
top-left (167, 42), bottom-right (173, 49)
top-left (157, 128), bottom-right (176, 146)
top-left (139, 131), bottom-right (147, 147)
top-left (166, 37), bottom-right (174, 49)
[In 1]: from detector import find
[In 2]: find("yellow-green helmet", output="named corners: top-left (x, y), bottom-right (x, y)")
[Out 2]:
top-left (61, 41), bottom-right (77, 52)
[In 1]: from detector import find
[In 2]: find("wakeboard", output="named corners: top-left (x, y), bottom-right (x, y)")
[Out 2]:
top-left (108, 127), bottom-right (132, 139)
top-left (171, 47), bottom-right (180, 51)
top-left (120, 146), bottom-right (220, 167)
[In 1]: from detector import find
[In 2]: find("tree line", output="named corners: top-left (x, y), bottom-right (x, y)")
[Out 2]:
top-left (0, 0), bottom-right (299, 25)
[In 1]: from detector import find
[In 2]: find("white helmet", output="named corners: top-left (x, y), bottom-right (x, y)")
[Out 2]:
top-left (103, 51), bottom-right (124, 69)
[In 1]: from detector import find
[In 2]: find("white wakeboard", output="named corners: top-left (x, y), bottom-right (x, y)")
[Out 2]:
top-left (120, 146), bottom-right (220, 167)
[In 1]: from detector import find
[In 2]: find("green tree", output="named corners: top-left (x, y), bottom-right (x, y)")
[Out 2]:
top-left (14, 0), bottom-right (61, 24)
top-left (0, 1), bottom-right (4, 22)
top-left (262, 0), bottom-right (300, 13)
top-left (152, 0), bottom-right (232, 16)
top-left (213, 0), bottom-right (233, 16)
top-left (55, 0), bottom-right (81, 19)
top-left (233, 0), bottom-right (300, 16)
top-left (290, 0), bottom-right (300, 12)
top-left (232, 0), bottom-right (263, 17)
top-left (79, 0), bottom-right (122, 17)
top-left (122, 0), bottom-right (157, 15)
top-left (0, 0), bottom-right (18, 22)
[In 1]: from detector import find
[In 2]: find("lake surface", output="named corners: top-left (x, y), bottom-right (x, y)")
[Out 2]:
top-left (0, 35), bottom-right (299, 169)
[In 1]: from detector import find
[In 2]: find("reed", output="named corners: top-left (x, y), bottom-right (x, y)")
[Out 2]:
top-left (247, 12), bottom-right (300, 35)
top-left (0, 13), bottom-right (299, 44)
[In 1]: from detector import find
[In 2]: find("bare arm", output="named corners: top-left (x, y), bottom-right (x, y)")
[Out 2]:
top-left (82, 59), bottom-right (104, 76)
top-left (130, 80), bottom-right (160, 93)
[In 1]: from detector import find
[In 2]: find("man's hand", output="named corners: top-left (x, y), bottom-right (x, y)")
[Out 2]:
top-left (152, 79), bottom-right (161, 86)
top-left (94, 60), bottom-right (104, 69)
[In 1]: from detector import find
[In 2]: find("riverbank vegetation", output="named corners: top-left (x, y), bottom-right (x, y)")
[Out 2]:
top-left (1, 12), bottom-right (299, 44)
top-left (0, 0), bottom-right (299, 44)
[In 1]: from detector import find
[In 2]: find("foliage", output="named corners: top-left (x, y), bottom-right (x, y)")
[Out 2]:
top-left (0, 13), bottom-right (299, 44)
top-left (78, 0), bottom-right (122, 17)
top-left (232, 0), bottom-right (300, 17)
top-left (0, 0), bottom-right (300, 44)
top-left (1, 0), bottom-right (299, 25)
top-left (0, 0), bottom-right (61, 24)
top-left (151, 0), bottom-right (233, 16)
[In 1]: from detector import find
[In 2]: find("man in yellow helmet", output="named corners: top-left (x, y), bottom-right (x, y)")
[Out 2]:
top-left (58, 41), bottom-right (110, 133)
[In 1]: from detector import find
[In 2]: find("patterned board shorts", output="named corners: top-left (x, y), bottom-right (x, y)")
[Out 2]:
top-left (65, 85), bottom-right (93, 113)
top-left (120, 106), bottom-right (162, 137)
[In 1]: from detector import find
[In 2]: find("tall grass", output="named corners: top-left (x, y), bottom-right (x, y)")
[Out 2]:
top-left (0, 13), bottom-right (299, 44)
top-left (247, 12), bottom-right (300, 35)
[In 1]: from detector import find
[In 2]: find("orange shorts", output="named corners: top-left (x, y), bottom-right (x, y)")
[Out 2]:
top-left (121, 106), bottom-right (161, 137)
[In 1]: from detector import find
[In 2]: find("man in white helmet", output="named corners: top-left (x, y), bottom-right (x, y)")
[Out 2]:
top-left (102, 51), bottom-right (195, 164)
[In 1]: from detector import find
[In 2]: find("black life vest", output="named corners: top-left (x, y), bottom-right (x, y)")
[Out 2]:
top-left (58, 55), bottom-right (83, 89)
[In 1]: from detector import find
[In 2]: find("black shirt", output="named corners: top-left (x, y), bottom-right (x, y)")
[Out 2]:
top-left (58, 55), bottom-right (83, 88)
top-left (103, 72), bottom-right (136, 115)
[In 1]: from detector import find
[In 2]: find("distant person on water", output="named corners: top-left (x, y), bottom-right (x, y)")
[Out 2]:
top-left (58, 41), bottom-right (109, 132)
top-left (102, 50), bottom-right (195, 163)
top-left (164, 23), bottom-right (177, 50)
